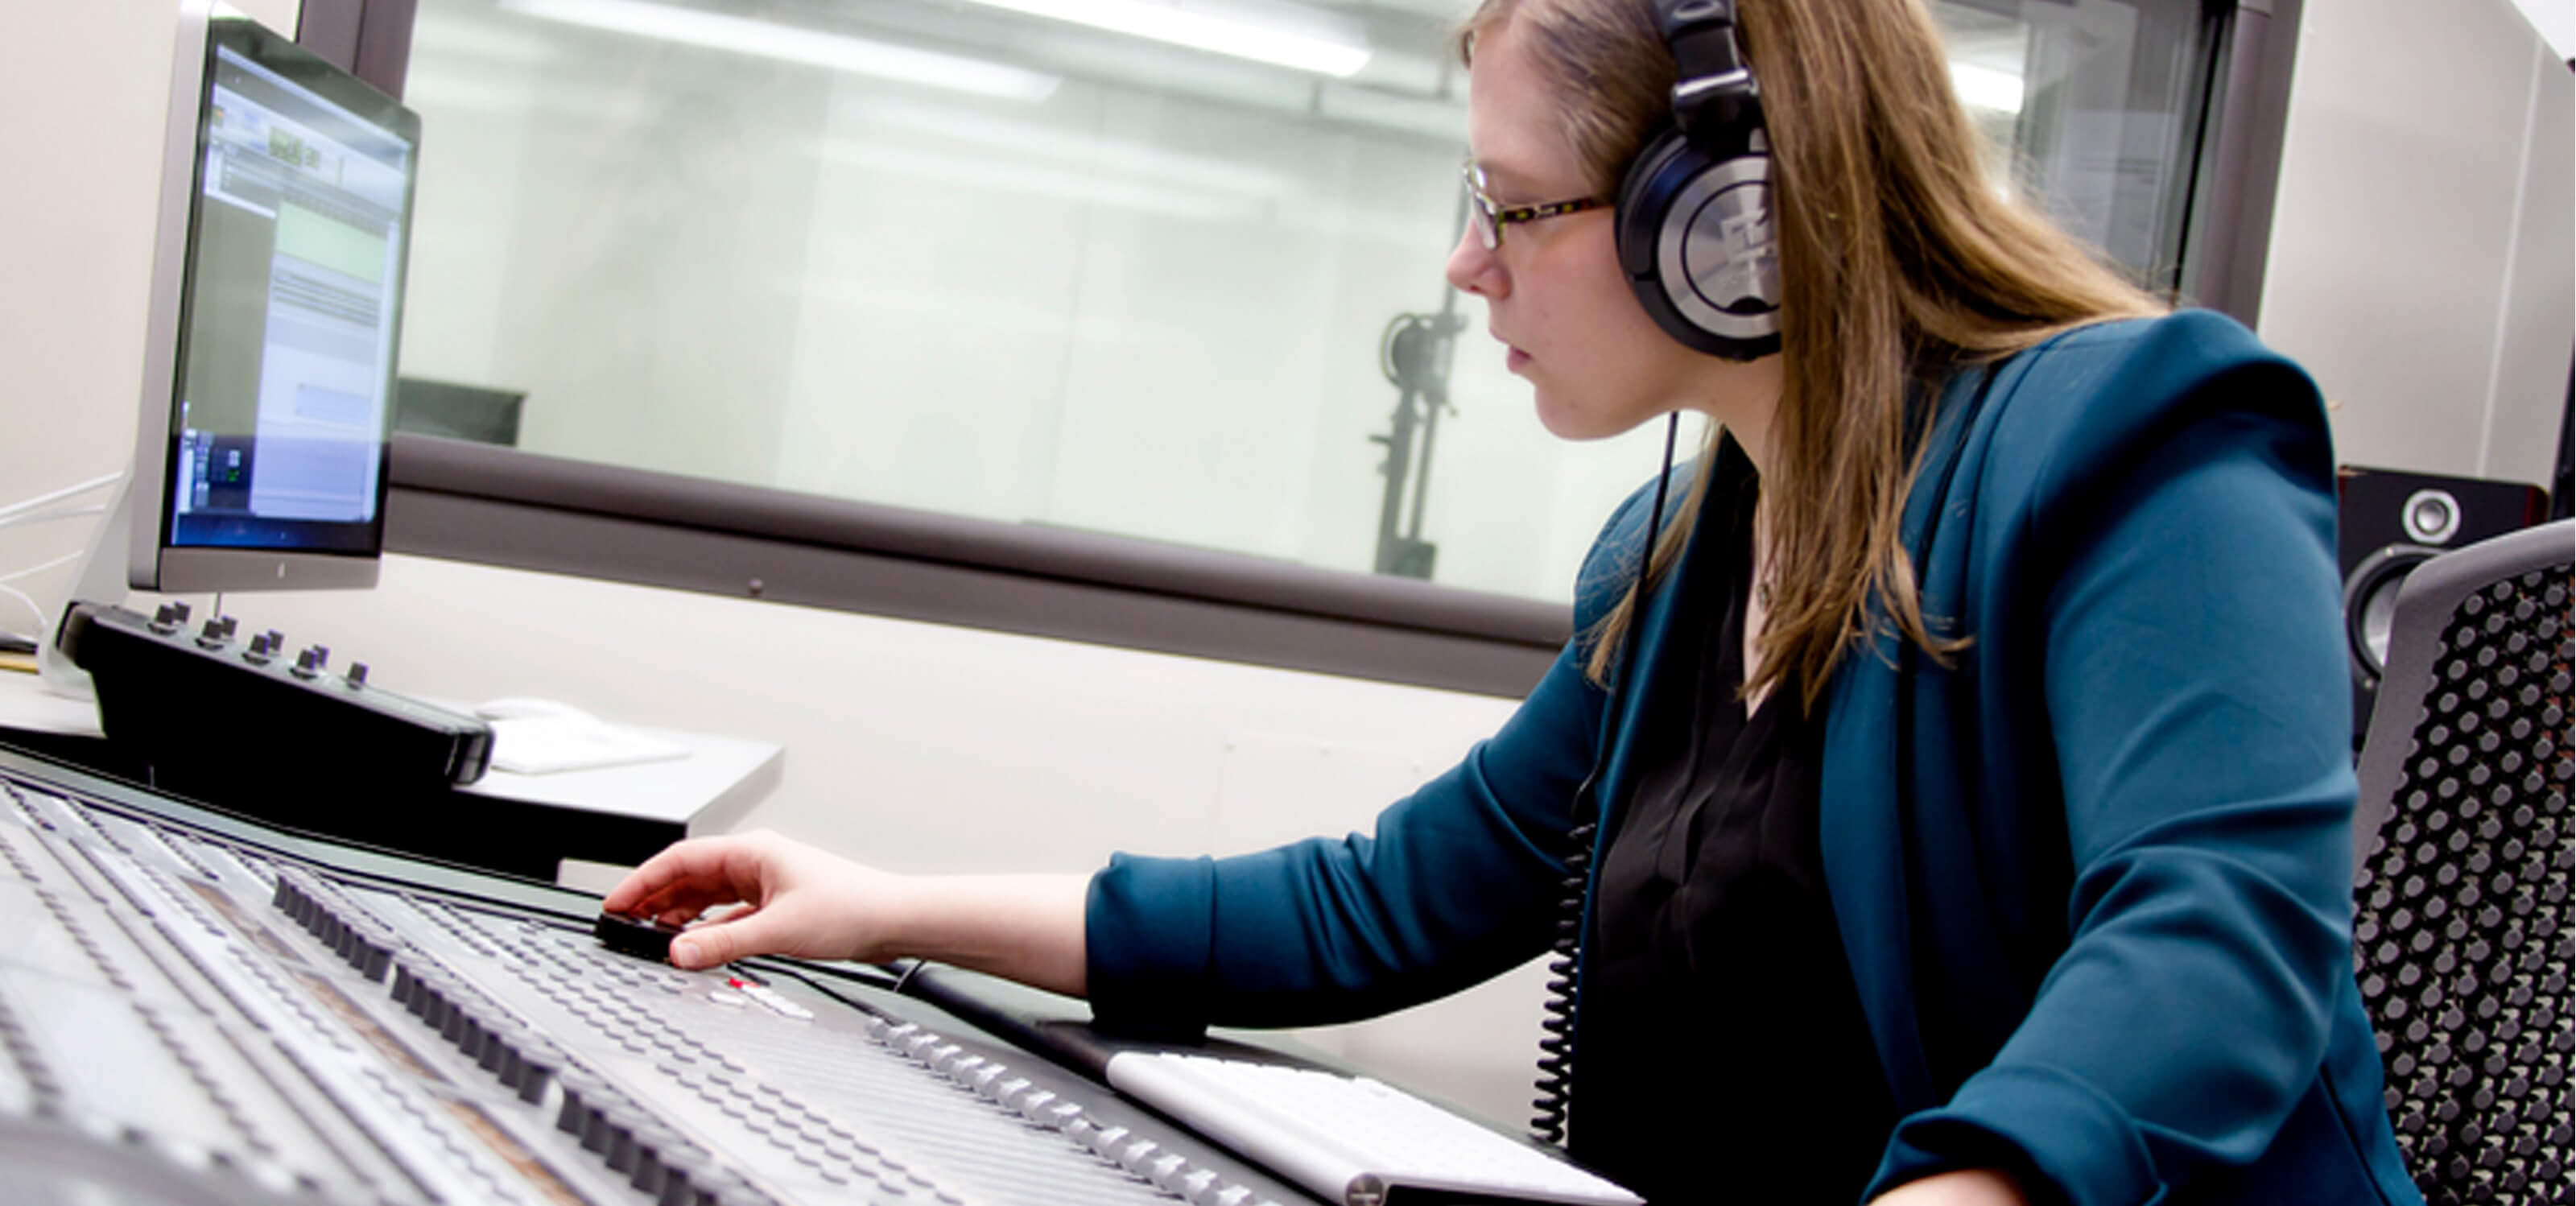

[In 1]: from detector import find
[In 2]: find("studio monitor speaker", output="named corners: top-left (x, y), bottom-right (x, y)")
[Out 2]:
top-left (2338, 465), bottom-right (2549, 750)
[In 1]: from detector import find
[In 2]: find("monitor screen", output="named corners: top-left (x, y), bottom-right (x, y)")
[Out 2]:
top-left (132, 10), bottom-right (419, 591)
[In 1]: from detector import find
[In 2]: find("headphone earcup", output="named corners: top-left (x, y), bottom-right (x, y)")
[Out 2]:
top-left (1616, 127), bottom-right (1782, 361)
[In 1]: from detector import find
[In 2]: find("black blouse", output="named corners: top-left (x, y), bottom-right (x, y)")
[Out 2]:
top-left (1569, 442), bottom-right (1895, 1204)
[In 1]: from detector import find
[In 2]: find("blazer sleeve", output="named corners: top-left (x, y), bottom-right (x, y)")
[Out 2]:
top-left (1873, 319), bottom-right (2362, 1204)
top-left (1082, 475), bottom-right (1667, 1030)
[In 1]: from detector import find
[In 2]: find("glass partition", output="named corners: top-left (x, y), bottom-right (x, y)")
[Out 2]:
top-left (398, 0), bottom-right (2225, 608)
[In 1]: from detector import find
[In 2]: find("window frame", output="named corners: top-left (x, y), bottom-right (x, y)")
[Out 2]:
top-left (386, 435), bottom-right (1571, 696)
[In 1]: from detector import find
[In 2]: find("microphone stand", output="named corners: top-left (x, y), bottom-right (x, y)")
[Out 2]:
top-left (1370, 185), bottom-right (1472, 580)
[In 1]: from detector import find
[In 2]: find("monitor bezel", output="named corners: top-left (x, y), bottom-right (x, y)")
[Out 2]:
top-left (128, 1), bottom-right (422, 594)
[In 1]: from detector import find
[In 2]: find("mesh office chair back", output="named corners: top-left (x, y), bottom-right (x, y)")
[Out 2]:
top-left (2351, 519), bottom-right (2573, 1205)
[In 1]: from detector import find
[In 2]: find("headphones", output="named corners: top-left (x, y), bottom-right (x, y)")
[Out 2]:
top-left (1615, 0), bottom-right (1782, 361)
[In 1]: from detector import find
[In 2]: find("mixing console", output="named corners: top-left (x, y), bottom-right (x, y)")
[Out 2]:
top-left (0, 745), bottom-right (1323, 1206)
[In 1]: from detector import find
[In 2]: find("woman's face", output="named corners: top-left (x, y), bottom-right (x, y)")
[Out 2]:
top-left (1446, 19), bottom-right (1719, 442)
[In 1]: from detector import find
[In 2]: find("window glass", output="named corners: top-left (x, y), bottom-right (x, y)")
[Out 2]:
top-left (398, 0), bottom-right (2217, 606)
top-left (1936, 0), bottom-right (2221, 289)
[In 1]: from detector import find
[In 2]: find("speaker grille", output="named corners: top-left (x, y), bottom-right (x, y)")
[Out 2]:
top-left (2355, 568), bottom-right (2573, 1204)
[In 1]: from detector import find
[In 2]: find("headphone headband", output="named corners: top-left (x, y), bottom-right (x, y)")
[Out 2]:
top-left (1662, 0), bottom-right (1760, 140)
top-left (1615, 0), bottom-right (1781, 361)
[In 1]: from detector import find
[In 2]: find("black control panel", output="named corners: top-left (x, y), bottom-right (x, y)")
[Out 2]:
top-left (56, 600), bottom-right (492, 790)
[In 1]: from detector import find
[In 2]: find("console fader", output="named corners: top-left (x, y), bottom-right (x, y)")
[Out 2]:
top-left (0, 745), bottom-right (1321, 1206)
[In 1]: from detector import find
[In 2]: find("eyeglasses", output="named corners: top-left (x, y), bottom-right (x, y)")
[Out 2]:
top-left (1461, 163), bottom-right (1611, 250)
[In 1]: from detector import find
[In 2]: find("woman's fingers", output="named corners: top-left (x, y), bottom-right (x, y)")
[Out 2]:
top-left (599, 832), bottom-right (880, 970)
top-left (604, 834), bottom-right (778, 915)
top-left (667, 904), bottom-right (805, 969)
top-left (619, 881), bottom-right (738, 924)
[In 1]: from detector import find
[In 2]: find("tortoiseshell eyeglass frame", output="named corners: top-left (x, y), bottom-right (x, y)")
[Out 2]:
top-left (1461, 163), bottom-right (1613, 250)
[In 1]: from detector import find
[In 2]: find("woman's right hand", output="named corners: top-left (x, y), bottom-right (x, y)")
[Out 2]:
top-left (601, 829), bottom-right (898, 971)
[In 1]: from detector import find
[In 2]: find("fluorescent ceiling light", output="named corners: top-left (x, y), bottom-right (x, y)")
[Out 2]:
top-left (845, 101), bottom-right (1294, 198)
top-left (822, 144), bottom-right (1261, 221)
top-left (1950, 61), bottom-right (2025, 114)
top-left (949, 0), bottom-right (1372, 77)
top-left (497, 0), bottom-right (1062, 102)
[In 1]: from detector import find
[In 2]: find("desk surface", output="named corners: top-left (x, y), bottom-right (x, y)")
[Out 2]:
top-left (460, 723), bottom-right (782, 834)
top-left (0, 671), bottom-right (107, 737)
top-left (0, 668), bottom-right (782, 867)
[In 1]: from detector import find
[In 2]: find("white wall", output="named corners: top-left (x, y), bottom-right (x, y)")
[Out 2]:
top-left (2260, 0), bottom-right (2574, 485)
top-left (2505, 0), bottom-right (2573, 63)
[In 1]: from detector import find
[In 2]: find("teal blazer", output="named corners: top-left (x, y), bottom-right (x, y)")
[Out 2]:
top-left (1088, 311), bottom-right (2421, 1204)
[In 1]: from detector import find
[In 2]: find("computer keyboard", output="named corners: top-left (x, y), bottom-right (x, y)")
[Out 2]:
top-left (1104, 1051), bottom-right (1644, 1206)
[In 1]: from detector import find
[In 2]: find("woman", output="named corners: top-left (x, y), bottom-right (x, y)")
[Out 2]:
top-left (607, 0), bottom-right (2420, 1201)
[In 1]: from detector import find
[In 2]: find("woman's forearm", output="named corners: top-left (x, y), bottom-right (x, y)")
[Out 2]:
top-left (881, 873), bottom-right (1092, 997)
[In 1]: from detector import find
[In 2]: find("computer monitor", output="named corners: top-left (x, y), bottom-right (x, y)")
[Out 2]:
top-left (36, 3), bottom-right (419, 699)
top-left (126, 2), bottom-right (420, 593)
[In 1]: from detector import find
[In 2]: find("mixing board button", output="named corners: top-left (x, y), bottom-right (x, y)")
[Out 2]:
top-left (606, 1125), bottom-right (641, 1174)
top-left (739, 984), bottom-right (813, 1019)
top-left (390, 962), bottom-right (422, 1005)
top-left (630, 1144), bottom-right (668, 1193)
top-left (554, 1090), bottom-right (590, 1137)
top-left (654, 1162), bottom-right (704, 1205)
top-left (1082, 1125), bottom-right (1129, 1156)
top-left (582, 1109), bottom-right (621, 1157)
top-left (354, 938), bottom-right (392, 981)
top-left (629, 1121), bottom-right (682, 1193)
top-left (476, 1026), bottom-right (513, 1074)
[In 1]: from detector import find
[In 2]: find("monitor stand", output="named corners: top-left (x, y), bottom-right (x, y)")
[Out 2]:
top-left (37, 478), bottom-right (138, 703)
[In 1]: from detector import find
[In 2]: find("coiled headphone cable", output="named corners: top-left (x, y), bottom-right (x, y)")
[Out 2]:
top-left (1530, 411), bottom-right (1682, 1147)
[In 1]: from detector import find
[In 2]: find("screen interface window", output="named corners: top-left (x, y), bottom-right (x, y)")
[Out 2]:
top-left (169, 42), bottom-right (411, 553)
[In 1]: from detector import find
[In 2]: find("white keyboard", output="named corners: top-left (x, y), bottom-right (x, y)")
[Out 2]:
top-left (1102, 1051), bottom-right (1643, 1206)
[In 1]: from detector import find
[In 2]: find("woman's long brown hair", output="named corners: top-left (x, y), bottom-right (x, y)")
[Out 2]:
top-left (1462, 0), bottom-right (2165, 710)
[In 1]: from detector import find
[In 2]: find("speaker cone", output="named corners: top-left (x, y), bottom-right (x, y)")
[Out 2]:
top-left (2343, 543), bottom-right (2441, 685)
